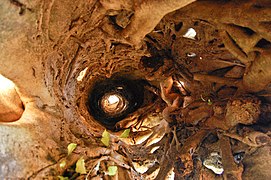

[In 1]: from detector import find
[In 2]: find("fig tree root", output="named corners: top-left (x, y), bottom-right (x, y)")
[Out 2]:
top-left (1, 0), bottom-right (271, 179)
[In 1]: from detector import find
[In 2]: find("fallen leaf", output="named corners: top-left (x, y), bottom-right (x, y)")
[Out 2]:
top-left (75, 157), bottom-right (87, 174)
top-left (108, 166), bottom-right (118, 176)
top-left (101, 129), bottom-right (110, 147)
top-left (67, 143), bottom-right (77, 156)
top-left (207, 99), bottom-right (213, 105)
top-left (59, 160), bottom-right (66, 168)
top-left (120, 129), bottom-right (130, 138)
top-left (57, 176), bottom-right (69, 180)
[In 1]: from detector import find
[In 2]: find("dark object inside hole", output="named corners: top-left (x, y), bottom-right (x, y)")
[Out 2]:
top-left (87, 78), bottom-right (144, 130)
top-left (108, 16), bottom-right (123, 30)
top-left (233, 152), bottom-right (245, 164)
top-left (256, 38), bottom-right (271, 49)
top-left (141, 56), bottom-right (164, 70)
top-left (175, 22), bottom-right (183, 31)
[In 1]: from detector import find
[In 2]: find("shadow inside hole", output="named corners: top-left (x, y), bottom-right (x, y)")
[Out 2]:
top-left (87, 77), bottom-right (145, 130)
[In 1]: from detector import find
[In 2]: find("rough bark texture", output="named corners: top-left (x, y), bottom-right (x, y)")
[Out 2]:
top-left (0, 0), bottom-right (271, 179)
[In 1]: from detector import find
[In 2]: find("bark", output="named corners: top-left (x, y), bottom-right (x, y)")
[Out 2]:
top-left (0, 0), bottom-right (271, 179)
top-left (243, 50), bottom-right (271, 92)
top-left (121, 0), bottom-right (196, 45)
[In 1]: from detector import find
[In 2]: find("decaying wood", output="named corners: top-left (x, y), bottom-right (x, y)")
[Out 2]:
top-left (219, 135), bottom-right (243, 180)
top-left (194, 73), bottom-right (241, 87)
top-left (121, 0), bottom-right (196, 46)
top-left (0, 0), bottom-right (271, 179)
top-left (242, 50), bottom-right (271, 92)
top-left (224, 131), bottom-right (271, 147)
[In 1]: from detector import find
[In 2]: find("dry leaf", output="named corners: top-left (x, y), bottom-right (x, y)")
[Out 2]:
top-left (59, 160), bottom-right (66, 168)
top-left (75, 157), bottom-right (87, 174)
top-left (101, 130), bottom-right (110, 147)
top-left (120, 129), bottom-right (130, 138)
top-left (67, 143), bottom-right (77, 155)
top-left (108, 166), bottom-right (118, 176)
top-left (57, 176), bottom-right (69, 180)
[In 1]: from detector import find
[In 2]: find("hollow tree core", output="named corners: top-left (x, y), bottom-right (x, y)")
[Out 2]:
top-left (0, 0), bottom-right (270, 179)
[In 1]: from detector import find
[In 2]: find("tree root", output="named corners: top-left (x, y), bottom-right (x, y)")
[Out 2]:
top-left (194, 73), bottom-right (241, 87)
top-left (100, 0), bottom-right (196, 47)
top-left (177, 129), bottom-right (209, 177)
top-left (223, 131), bottom-right (271, 147)
top-left (121, 0), bottom-right (196, 46)
top-left (243, 50), bottom-right (271, 92)
top-left (219, 134), bottom-right (243, 180)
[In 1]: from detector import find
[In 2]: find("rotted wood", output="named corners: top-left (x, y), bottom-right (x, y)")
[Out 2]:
top-left (219, 135), bottom-right (243, 180)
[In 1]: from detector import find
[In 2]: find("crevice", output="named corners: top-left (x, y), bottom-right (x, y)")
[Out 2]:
top-left (255, 38), bottom-right (271, 49)
top-left (9, 0), bottom-right (33, 15)
top-left (175, 22), bottom-right (183, 32)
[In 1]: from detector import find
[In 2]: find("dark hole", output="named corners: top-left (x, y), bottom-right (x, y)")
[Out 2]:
top-left (208, 39), bottom-right (217, 45)
top-left (239, 25), bottom-right (255, 36)
top-left (209, 66), bottom-right (234, 76)
top-left (228, 24), bottom-right (255, 36)
top-left (233, 152), bottom-right (245, 163)
top-left (202, 133), bottom-right (219, 144)
top-left (218, 44), bottom-right (225, 48)
top-left (256, 38), bottom-right (271, 49)
top-left (175, 22), bottom-right (183, 31)
top-left (19, 8), bottom-right (25, 16)
top-left (258, 105), bottom-right (271, 125)
top-left (87, 78), bottom-right (145, 130)
top-left (62, 164), bottom-right (79, 179)
top-left (108, 16), bottom-right (123, 30)
top-left (146, 35), bottom-right (159, 47)
top-left (140, 56), bottom-right (164, 70)
top-left (253, 3), bottom-right (264, 9)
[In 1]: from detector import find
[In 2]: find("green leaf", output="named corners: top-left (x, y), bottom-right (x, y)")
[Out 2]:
top-left (207, 99), bottom-right (213, 105)
top-left (120, 129), bottom-right (130, 138)
top-left (57, 176), bottom-right (69, 180)
top-left (108, 166), bottom-right (118, 176)
top-left (59, 160), bottom-right (66, 168)
top-left (67, 143), bottom-right (77, 156)
top-left (75, 157), bottom-right (87, 174)
top-left (101, 129), bottom-right (110, 147)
